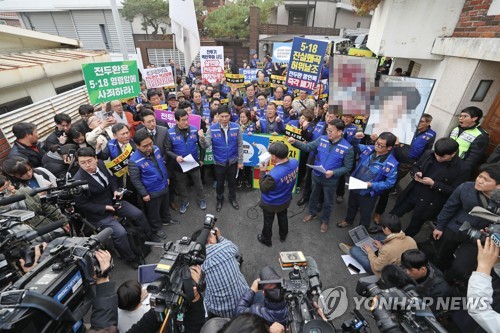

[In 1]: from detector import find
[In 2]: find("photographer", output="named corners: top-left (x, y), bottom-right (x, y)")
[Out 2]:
top-left (41, 143), bottom-right (79, 179)
top-left (234, 266), bottom-right (288, 325)
top-left (191, 227), bottom-right (249, 318)
top-left (44, 113), bottom-right (74, 149)
top-left (467, 237), bottom-right (500, 333)
top-left (433, 163), bottom-right (500, 271)
top-left (1, 158), bottom-right (69, 231)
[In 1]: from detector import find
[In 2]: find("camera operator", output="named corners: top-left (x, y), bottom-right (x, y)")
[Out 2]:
top-left (44, 113), bottom-right (74, 149)
top-left (1, 160), bottom-right (70, 230)
top-left (433, 163), bottom-right (500, 271)
top-left (467, 237), bottom-right (500, 333)
top-left (234, 266), bottom-right (288, 325)
top-left (41, 143), bottom-right (79, 179)
top-left (401, 249), bottom-right (451, 312)
top-left (73, 147), bottom-right (158, 268)
top-left (191, 227), bottom-right (249, 318)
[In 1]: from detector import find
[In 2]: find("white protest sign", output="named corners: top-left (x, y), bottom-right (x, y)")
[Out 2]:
top-left (144, 66), bottom-right (174, 89)
top-left (200, 46), bottom-right (225, 84)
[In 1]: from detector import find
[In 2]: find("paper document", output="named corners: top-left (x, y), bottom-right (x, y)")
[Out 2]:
top-left (259, 152), bottom-right (271, 165)
top-left (348, 176), bottom-right (368, 190)
top-left (179, 154), bottom-right (199, 173)
top-left (306, 164), bottom-right (327, 174)
top-left (341, 255), bottom-right (367, 275)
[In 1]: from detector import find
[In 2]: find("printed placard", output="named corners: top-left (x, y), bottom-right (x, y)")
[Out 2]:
top-left (285, 124), bottom-right (303, 142)
top-left (200, 46), bottom-right (225, 84)
top-left (144, 66), bottom-right (174, 88)
top-left (82, 60), bottom-right (140, 104)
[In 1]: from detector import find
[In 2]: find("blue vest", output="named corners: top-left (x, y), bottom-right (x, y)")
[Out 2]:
top-left (256, 106), bottom-right (267, 119)
top-left (107, 139), bottom-right (121, 160)
top-left (314, 137), bottom-right (352, 177)
top-left (344, 123), bottom-right (360, 144)
top-left (130, 146), bottom-right (169, 193)
top-left (353, 146), bottom-right (399, 196)
top-left (211, 122), bottom-right (239, 164)
top-left (312, 122), bottom-right (326, 140)
top-left (168, 126), bottom-right (199, 161)
top-left (262, 159), bottom-right (299, 205)
top-left (260, 118), bottom-right (285, 134)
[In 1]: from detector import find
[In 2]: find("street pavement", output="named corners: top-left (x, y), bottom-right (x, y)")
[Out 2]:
top-left (108, 176), bottom-right (425, 332)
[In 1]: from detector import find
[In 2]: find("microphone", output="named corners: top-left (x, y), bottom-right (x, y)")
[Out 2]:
top-left (22, 221), bottom-right (64, 242)
top-left (195, 228), bottom-right (211, 246)
top-left (89, 227), bottom-right (113, 245)
top-left (0, 194), bottom-right (26, 206)
top-left (306, 256), bottom-right (320, 278)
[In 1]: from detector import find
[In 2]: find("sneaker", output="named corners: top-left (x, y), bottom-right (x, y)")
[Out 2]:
top-left (163, 219), bottom-right (180, 226)
top-left (180, 202), bottom-right (189, 214)
top-left (336, 196), bottom-right (344, 203)
top-left (339, 243), bottom-right (352, 255)
top-left (199, 200), bottom-right (207, 210)
top-left (156, 229), bottom-right (167, 239)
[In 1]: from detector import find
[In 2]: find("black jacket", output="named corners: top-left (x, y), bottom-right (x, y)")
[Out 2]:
top-left (44, 128), bottom-right (74, 150)
top-left (395, 151), bottom-right (469, 219)
top-left (89, 281), bottom-right (118, 330)
top-left (41, 152), bottom-right (78, 179)
top-left (73, 161), bottom-right (118, 223)
top-left (8, 141), bottom-right (45, 167)
top-left (415, 264), bottom-right (450, 312)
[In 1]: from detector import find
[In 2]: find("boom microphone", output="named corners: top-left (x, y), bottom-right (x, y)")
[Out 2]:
top-left (0, 195), bottom-right (26, 206)
top-left (195, 228), bottom-right (211, 246)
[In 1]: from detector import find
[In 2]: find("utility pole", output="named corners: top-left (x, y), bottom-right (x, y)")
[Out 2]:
top-left (110, 0), bottom-right (129, 60)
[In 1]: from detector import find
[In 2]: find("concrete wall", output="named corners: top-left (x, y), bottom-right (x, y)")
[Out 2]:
top-left (367, 0), bottom-right (466, 59)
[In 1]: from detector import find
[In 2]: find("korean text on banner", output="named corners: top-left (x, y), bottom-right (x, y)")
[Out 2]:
top-left (144, 66), bottom-right (174, 89)
top-left (239, 68), bottom-right (258, 83)
top-left (225, 73), bottom-right (245, 89)
top-left (285, 37), bottom-right (328, 92)
top-left (82, 60), bottom-right (140, 104)
top-left (200, 46), bottom-right (225, 84)
top-left (272, 42), bottom-right (292, 63)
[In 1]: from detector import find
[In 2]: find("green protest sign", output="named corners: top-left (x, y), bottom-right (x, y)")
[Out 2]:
top-left (82, 60), bottom-right (140, 104)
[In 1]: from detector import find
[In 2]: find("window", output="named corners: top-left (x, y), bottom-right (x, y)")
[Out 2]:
top-left (471, 80), bottom-right (493, 102)
top-left (100, 24), bottom-right (110, 50)
top-left (55, 80), bottom-right (85, 95)
top-left (0, 96), bottom-right (33, 115)
top-left (289, 8), bottom-right (307, 26)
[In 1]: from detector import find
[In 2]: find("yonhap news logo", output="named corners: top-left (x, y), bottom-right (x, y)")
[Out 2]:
top-left (322, 286), bottom-right (349, 319)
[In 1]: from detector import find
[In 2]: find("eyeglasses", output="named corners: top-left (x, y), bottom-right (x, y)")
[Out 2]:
top-left (375, 142), bottom-right (387, 148)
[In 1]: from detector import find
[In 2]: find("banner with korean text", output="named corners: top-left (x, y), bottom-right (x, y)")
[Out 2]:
top-left (82, 60), bottom-right (140, 104)
top-left (285, 37), bottom-right (328, 92)
top-left (143, 66), bottom-right (174, 89)
top-left (200, 46), bottom-right (225, 84)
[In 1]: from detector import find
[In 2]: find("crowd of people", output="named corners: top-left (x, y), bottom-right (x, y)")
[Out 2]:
top-left (2, 55), bottom-right (499, 333)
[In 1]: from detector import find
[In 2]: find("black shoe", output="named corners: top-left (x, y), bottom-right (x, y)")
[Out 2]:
top-left (297, 197), bottom-right (308, 206)
top-left (280, 237), bottom-right (287, 243)
top-left (163, 219), bottom-right (179, 226)
top-left (148, 233), bottom-right (163, 242)
top-left (257, 234), bottom-right (272, 247)
top-left (125, 258), bottom-right (139, 270)
top-left (230, 199), bottom-right (239, 210)
top-left (216, 201), bottom-right (223, 212)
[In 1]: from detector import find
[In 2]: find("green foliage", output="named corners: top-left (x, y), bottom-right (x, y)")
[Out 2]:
top-left (121, 0), bottom-right (169, 35)
top-left (204, 0), bottom-right (281, 38)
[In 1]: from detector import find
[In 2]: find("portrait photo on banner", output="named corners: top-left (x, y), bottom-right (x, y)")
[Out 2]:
top-left (365, 76), bottom-right (436, 144)
top-left (328, 55), bottom-right (378, 115)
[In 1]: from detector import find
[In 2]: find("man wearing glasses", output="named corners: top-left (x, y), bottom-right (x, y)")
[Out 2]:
top-left (449, 106), bottom-right (489, 174)
top-left (110, 100), bottom-right (139, 137)
top-left (337, 132), bottom-right (398, 229)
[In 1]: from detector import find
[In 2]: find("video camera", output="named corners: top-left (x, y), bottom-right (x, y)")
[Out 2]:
top-left (258, 254), bottom-right (335, 333)
top-left (146, 214), bottom-right (216, 324)
top-left (356, 275), bottom-right (447, 333)
top-left (0, 228), bottom-right (113, 332)
top-left (29, 179), bottom-right (89, 210)
top-left (458, 189), bottom-right (500, 247)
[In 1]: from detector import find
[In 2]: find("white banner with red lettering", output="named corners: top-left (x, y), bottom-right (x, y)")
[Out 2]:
top-left (144, 66), bottom-right (174, 88)
top-left (200, 46), bottom-right (225, 84)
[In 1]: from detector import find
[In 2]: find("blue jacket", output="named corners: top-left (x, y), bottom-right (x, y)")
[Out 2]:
top-left (129, 146), bottom-right (169, 196)
top-left (352, 145), bottom-right (399, 197)
top-left (168, 126), bottom-right (199, 161)
top-left (312, 121), bottom-right (327, 140)
top-left (259, 118), bottom-right (285, 135)
top-left (344, 123), bottom-right (361, 145)
top-left (436, 182), bottom-right (491, 234)
top-left (210, 122), bottom-right (240, 165)
top-left (234, 289), bottom-right (288, 325)
top-left (409, 127), bottom-right (436, 160)
top-left (261, 159), bottom-right (299, 205)
top-left (293, 137), bottom-right (354, 185)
